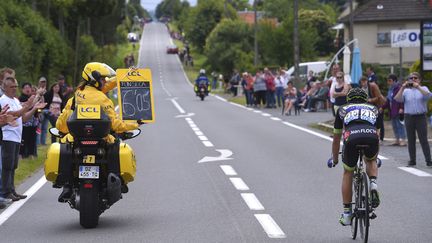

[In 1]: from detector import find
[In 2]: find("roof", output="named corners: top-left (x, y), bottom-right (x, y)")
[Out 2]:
top-left (339, 0), bottom-right (432, 23)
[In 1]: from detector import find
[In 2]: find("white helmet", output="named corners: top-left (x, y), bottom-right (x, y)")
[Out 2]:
top-left (199, 69), bottom-right (205, 74)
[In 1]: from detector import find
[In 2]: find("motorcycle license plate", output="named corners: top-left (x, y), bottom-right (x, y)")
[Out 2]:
top-left (79, 166), bottom-right (99, 179)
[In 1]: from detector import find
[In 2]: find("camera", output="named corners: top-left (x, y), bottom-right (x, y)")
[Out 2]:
top-left (407, 82), bottom-right (414, 88)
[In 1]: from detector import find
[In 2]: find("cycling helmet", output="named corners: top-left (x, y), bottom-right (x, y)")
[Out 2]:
top-left (82, 62), bottom-right (116, 89)
top-left (199, 69), bottom-right (205, 74)
top-left (346, 88), bottom-right (368, 104)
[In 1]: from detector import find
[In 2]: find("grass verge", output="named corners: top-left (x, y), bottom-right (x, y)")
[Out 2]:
top-left (15, 145), bottom-right (48, 185)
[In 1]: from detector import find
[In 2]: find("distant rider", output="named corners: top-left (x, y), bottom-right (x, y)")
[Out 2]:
top-left (194, 69), bottom-right (210, 94)
top-left (329, 88), bottom-right (381, 226)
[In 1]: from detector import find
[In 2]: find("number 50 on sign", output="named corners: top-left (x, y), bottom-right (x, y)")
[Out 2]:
top-left (116, 68), bottom-right (155, 123)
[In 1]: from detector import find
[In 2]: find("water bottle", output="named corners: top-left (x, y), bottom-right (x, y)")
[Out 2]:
top-left (376, 157), bottom-right (382, 168)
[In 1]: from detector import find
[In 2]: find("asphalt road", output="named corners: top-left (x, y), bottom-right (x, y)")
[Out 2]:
top-left (0, 22), bottom-right (431, 243)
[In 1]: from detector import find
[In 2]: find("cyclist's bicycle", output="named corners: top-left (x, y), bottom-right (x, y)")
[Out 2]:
top-left (350, 145), bottom-right (378, 243)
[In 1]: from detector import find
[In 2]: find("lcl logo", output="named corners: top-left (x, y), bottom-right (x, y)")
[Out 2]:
top-left (80, 107), bottom-right (97, 112)
top-left (128, 70), bottom-right (142, 76)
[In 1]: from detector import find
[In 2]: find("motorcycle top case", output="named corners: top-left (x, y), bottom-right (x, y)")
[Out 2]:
top-left (119, 142), bottom-right (137, 183)
top-left (44, 142), bottom-right (61, 182)
top-left (67, 105), bottom-right (111, 139)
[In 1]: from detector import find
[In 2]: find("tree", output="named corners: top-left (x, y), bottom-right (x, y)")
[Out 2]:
top-left (184, 0), bottom-right (235, 53)
top-left (205, 19), bottom-right (254, 75)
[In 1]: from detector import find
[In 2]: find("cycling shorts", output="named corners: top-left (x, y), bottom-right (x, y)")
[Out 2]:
top-left (341, 124), bottom-right (379, 171)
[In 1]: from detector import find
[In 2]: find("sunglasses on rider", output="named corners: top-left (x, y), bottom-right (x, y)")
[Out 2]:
top-left (409, 76), bottom-right (418, 80)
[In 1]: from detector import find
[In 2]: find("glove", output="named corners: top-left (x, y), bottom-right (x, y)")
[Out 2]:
top-left (327, 158), bottom-right (338, 168)
top-left (137, 120), bottom-right (146, 125)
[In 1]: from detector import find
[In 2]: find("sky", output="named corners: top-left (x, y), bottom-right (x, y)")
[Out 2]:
top-left (140, 0), bottom-right (197, 11)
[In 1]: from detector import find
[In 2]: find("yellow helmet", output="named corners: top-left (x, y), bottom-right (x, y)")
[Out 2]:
top-left (81, 62), bottom-right (116, 88)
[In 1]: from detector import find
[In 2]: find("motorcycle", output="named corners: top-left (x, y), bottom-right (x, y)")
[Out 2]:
top-left (195, 83), bottom-right (209, 101)
top-left (44, 106), bottom-right (140, 228)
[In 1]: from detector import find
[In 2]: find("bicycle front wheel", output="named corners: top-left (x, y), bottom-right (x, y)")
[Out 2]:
top-left (359, 172), bottom-right (370, 243)
top-left (351, 179), bottom-right (359, 239)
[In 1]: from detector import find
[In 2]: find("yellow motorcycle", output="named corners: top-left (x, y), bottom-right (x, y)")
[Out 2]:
top-left (44, 106), bottom-right (139, 228)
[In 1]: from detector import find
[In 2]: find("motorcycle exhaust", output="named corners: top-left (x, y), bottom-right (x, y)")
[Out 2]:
top-left (107, 173), bottom-right (122, 205)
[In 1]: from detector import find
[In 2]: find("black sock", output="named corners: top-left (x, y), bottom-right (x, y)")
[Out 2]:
top-left (343, 203), bottom-right (351, 211)
top-left (370, 176), bottom-right (377, 181)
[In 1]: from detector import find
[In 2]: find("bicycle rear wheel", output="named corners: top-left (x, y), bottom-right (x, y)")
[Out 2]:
top-left (359, 172), bottom-right (370, 243)
top-left (351, 179), bottom-right (359, 239)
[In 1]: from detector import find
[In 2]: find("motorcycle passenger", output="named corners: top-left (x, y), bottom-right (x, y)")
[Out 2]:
top-left (194, 69), bottom-right (210, 95)
top-left (56, 62), bottom-right (139, 202)
top-left (329, 88), bottom-right (381, 226)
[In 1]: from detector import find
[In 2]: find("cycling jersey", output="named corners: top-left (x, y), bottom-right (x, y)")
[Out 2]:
top-left (334, 103), bottom-right (382, 171)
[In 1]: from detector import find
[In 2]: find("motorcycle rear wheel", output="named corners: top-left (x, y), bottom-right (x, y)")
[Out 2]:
top-left (79, 182), bottom-right (100, 228)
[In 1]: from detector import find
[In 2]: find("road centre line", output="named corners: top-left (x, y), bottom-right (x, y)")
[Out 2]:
top-left (202, 141), bottom-right (214, 147)
top-left (195, 131), bottom-right (204, 136)
top-left (254, 214), bottom-right (287, 238)
top-left (191, 127), bottom-right (200, 132)
top-left (241, 193), bottom-right (265, 210)
top-left (0, 176), bottom-right (47, 226)
top-left (198, 135), bottom-right (208, 141)
top-left (170, 99), bottom-right (185, 114)
top-left (229, 178), bottom-right (250, 191)
top-left (220, 165), bottom-right (237, 176)
top-left (398, 167), bottom-right (432, 177)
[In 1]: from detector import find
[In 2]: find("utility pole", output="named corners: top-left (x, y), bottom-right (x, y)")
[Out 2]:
top-left (349, 0), bottom-right (354, 49)
top-left (254, 0), bottom-right (259, 66)
top-left (293, 0), bottom-right (300, 81)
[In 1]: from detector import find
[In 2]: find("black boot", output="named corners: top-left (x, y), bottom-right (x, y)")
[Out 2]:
top-left (58, 185), bottom-right (72, 203)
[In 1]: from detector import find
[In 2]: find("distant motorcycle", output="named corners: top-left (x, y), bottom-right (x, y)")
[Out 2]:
top-left (45, 107), bottom-right (140, 228)
top-left (195, 83), bottom-right (209, 101)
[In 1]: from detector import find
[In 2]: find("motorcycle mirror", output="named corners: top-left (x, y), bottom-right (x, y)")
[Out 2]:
top-left (49, 127), bottom-right (64, 138)
top-left (129, 129), bottom-right (141, 139)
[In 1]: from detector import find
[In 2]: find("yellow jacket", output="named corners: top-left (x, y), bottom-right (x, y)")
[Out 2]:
top-left (56, 85), bottom-right (138, 138)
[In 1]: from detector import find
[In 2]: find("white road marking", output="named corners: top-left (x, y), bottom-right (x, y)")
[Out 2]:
top-left (253, 110), bottom-right (262, 113)
top-left (195, 131), bottom-right (204, 136)
top-left (198, 135), bottom-right (208, 141)
top-left (198, 149), bottom-right (234, 163)
top-left (270, 117), bottom-right (281, 121)
top-left (202, 141), bottom-right (214, 147)
top-left (398, 167), bottom-right (432, 177)
top-left (175, 113), bottom-right (195, 118)
top-left (191, 127), bottom-right (200, 132)
top-left (241, 193), bottom-right (265, 210)
top-left (170, 98), bottom-right (185, 114)
top-left (229, 177), bottom-right (249, 190)
top-left (185, 117), bottom-right (192, 121)
top-left (220, 165), bottom-right (237, 176)
top-left (262, 113), bottom-right (271, 117)
top-left (254, 214), bottom-right (286, 238)
top-left (213, 95), bottom-right (227, 102)
top-left (0, 176), bottom-right (47, 226)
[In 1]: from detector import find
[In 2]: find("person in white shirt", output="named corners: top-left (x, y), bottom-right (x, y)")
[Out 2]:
top-left (0, 77), bottom-right (46, 201)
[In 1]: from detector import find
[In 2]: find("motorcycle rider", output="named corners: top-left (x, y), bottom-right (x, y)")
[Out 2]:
top-left (194, 69), bottom-right (210, 95)
top-left (56, 62), bottom-right (140, 202)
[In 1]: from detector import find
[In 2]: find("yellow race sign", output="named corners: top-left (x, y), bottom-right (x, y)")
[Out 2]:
top-left (77, 104), bottom-right (101, 119)
top-left (116, 68), bottom-right (155, 123)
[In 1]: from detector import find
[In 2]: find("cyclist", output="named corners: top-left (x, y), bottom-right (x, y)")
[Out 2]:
top-left (329, 88), bottom-right (381, 226)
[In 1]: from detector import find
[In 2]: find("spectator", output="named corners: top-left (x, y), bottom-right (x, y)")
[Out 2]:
top-left (253, 70), bottom-right (267, 108)
top-left (0, 77), bottom-right (46, 201)
top-left (328, 64), bottom-right (341, 116)
top-left (18, 83), bottom-right (38, 158)
top-left (37, 77), bottom-right (49, 145)
top-left (382, 74), bottom-right (406, 146)
top-left (0, 67), bottom-right (16, 208)
top-left (211, 71), bottom-right (218, 90)
top-left (43, 82), bottom-right (65, 144)
top-left (394, 72), bottom-right (432, 166)
top-left (359, 76), bottom-right (386, 143)
top-left (241, 72), bottom-right (254, 107)
top-left (217, 74), bottom-right (224, 91)
top-left (283, 81), bottom-right (297, 115)
top-left (57, 75), bottom-right (72, 101)
top-left (264, 68), bottom-right (276, 108)
top-left (305, 70), bottom-right (317, 92)
top-left (230, 70), bottom-right (241, 97)
top-left (366, 66), bottom-right (378, 83)
top-left (330, 71), bottom-right (350, 113)
top-left (304, 81), bottom-right (329, 112)
top-left (275, 69), bottom-right (287, 108)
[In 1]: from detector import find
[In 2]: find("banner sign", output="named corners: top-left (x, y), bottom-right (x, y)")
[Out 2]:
top-left (391, 29), bottom-right (420, 48)
top-left (421, 21), bottom-right (432, 71)
top-left (116, 68), bottom-right (155, 122)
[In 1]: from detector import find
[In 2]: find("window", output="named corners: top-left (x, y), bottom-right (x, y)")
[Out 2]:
top-left (377, 32), bottom-right (391, 45)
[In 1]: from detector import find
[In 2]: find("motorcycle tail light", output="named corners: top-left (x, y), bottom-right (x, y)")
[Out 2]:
top-left (81, 141), bottom-right (99, 145)
top-left (83, 183), bottom-right (93, 189)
